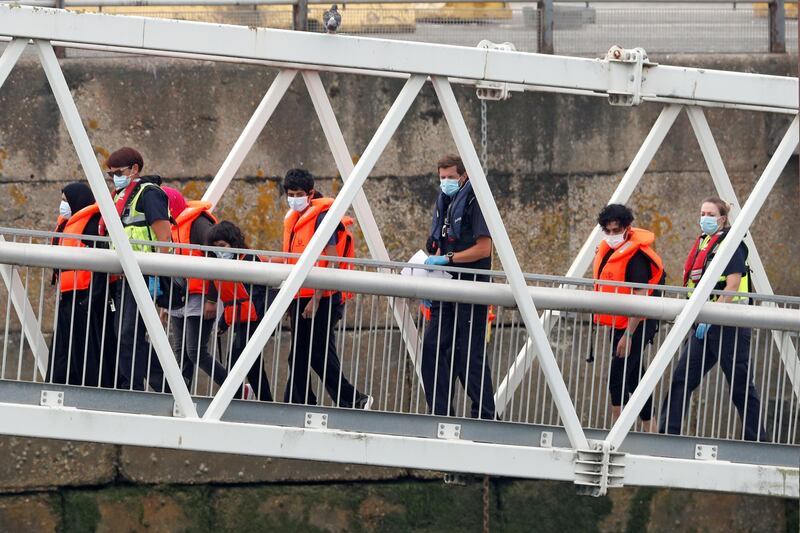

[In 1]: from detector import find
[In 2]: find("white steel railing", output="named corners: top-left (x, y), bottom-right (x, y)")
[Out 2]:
top-left (1, 235), bottom-right (798, 446)
top-left (0, 6), bottom-right (797, 497)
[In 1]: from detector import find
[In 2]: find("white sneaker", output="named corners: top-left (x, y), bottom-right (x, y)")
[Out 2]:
top-left (357, 394), bottom-right (374, 410)
top-left (242, 384), bottom-right (255, 400)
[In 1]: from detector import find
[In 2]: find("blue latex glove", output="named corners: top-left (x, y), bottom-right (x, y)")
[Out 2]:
top-left (695, 323), bottom-right (709, 340)
top-left (147, 276), bottom-right (162, 298)
top-left (424, 255), bottom-right (449, 266)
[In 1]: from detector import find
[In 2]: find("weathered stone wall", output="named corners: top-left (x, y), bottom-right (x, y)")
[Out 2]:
top-left (0, 54), bottom-right (797, 294)
top-left (0, 436), bottom-right (797, 533)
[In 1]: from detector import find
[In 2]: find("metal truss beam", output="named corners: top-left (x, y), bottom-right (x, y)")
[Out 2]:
top-left (1, 240), bottom-right (798, 331)
top-left (203, 75), bottom-right (427, 421)
top-left (33, 40), bottom-right (198, 418)
top-left (0, 400), bottom-right (794, 497)
top-left (0, 39), bottom-right (49, 379)
top-left (203, 69), bottom-right (297, 208)
top-left (496, 103), bottom-right (800, 415)
top-left (495, 104), bottom-right (683, 415)
top-left (301, 70), bottom-right (423, 380)
top-left (201, 67), bottom-right (425, 379)
top-left (0, 247), bottom-right (49, 379)
top-left (685, 106), bottom-right (800, 401)
top-left (607, 115), bottom-right (799, 450)
top-left (0, 6), bottom-right (796, 111)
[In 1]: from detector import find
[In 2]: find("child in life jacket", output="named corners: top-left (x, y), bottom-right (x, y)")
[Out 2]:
top-left (206, 221), bottom-right (273, 401)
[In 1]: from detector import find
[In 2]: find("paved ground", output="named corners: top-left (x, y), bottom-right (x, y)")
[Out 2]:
top-left (2, 4), bottom-right (798, 58)
top-left (353, 4), bottom-right (798, 55)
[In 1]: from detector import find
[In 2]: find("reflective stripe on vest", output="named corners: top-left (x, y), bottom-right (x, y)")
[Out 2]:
top-left (114, 182), bottom-right (165, 252)
top-left (57, 204), bottom-right (100, 292)
top-left (282, 197), bottom-right (354, 301)
top-left (172, 201), bottom-right (218, 295)
top-left (685, 234), bottom-right (749, 303)
top-left (592, 227), bottom-right (665, 330)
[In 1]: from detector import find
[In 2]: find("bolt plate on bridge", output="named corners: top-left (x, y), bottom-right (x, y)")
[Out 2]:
top-left (40, 390), bottom-right (64, 408)
top-left (540, 431), bottom-right (553, 448)
top-left (438, 423), bottom-right (461, 440)
top-left (695, 444), bottom-right (718, 461)
top-left (173, 401), bottom-right (198, 418)
top-left (305, 412), bottom-right (328, 429)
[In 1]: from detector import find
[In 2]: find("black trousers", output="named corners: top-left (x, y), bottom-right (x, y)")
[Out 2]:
top-left (169, 315), bottom-right (229, 391)
top-left (114, 280), bottom-right (166, 392)
top-left (609, 322), bottom-right (654, 421)
top-left (49, 287), bottom-right (116, 388)
top-left (227, 318), bottom-right (273, 401)
top-left (659, 325), bottom-right (767, 441)
top-left (421, 301), bottom-right (495, 419)
top-left (284, 296), bottom-right (364, 407)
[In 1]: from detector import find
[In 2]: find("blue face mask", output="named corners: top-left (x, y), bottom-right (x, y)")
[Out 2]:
top-left (699, 215), bottom-right (720, 235)
top-left (440, 178), bottom-right (460, 197)
top-left (113, 174), bottom-right (131, 190)
top-left (217, 251), bottom-right (235, 260)
top-left (59, 200), bottom-right (71, 219)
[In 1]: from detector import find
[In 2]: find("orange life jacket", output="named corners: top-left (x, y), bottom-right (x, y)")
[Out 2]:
top-left (171, 201), bottom-right (218, 295)
top-left (282, 197), bottom-right (355, 301)
top-left (56, 205), bottom-right (100, 293)
top-left (214, 260), bottom-right (259, 326)
top-left (592, 227), bottom-right (664, 329)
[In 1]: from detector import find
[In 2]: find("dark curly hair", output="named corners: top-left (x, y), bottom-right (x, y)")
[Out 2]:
top-left (597, 204), bottom-right (634, 230)
top-left (206, 221), bottom-right (247, 249)
top-left (283, 168), bottom-right (315, 194)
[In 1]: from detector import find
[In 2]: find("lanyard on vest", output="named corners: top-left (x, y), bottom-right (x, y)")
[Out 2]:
top-left (683, 231), bottom-right (725, 286)
top-left (98, 180), bottom-right (138, 236)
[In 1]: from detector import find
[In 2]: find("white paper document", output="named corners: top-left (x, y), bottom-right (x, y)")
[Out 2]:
top-left (400, 250), bottom-right (452, 279)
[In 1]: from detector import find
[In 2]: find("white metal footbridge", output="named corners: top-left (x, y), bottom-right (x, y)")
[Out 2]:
top-left (0, 5), bottom-right (797, 498)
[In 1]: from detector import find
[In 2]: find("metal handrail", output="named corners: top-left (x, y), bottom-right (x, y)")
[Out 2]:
top-left (4, 225), bottom-right (799, 305)
top-left (1, 239), bottom-right (798, 329)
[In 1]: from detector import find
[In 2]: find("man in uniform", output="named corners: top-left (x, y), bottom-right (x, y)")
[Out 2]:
top-left (421, 154), bottom-right (496, 419)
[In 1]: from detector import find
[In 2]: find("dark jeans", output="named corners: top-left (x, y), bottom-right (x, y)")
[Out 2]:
top-left (114, 280), bottom-right (165, 392)
top-left (609, 322), bottom-right (654, 421)
top-left (169, 315), bottom-right (228, 391)
top-left (227, 318), bottom-right (273, 401)
top-left (285, 296), bottom-right (364, 407)
top-left (659, 325), bottom-right (767, 441)
top-left (421, 301), bottom-right (495, 419)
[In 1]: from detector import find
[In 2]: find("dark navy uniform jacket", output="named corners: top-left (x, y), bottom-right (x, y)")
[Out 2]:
top-left (427, 180), bottom-right (491, 279)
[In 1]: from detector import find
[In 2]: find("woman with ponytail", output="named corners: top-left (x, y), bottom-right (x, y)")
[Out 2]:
top-left (659, 197), bottom-right (767, 441)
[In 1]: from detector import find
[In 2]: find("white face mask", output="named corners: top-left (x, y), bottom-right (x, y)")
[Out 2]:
top-left (59, 200), bottom-right (72, 219)
top-left (603, 232), bottom-right (626, 249)
top-left (287, 195), bottom-right (309, 212)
